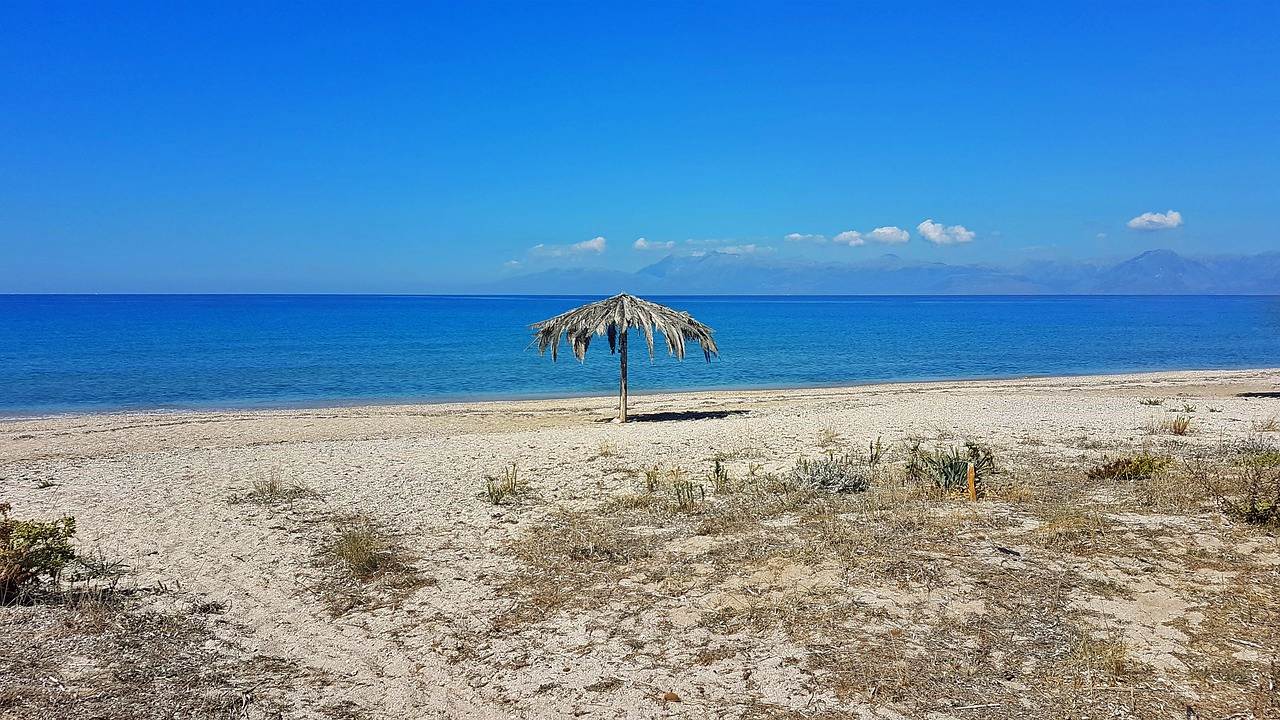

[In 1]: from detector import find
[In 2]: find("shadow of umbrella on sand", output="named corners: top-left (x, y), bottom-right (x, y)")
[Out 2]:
top-left (530, 293), bottom-right (719, 423)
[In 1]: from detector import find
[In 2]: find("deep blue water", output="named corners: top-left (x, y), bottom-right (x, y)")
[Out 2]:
top-left (2, 295), bottom-right (1279, 415)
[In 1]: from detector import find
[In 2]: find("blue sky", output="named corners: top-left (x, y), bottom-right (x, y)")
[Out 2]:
top-left (2, 2), bottom-right (1277, 292)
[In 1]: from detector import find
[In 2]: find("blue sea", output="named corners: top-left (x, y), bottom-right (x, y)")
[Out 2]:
top-left (2, 295), bottom-right (1279, 415)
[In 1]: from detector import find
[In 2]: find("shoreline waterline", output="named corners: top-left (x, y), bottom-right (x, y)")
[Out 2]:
top-left (3, 366), bottom-right (1277, 422)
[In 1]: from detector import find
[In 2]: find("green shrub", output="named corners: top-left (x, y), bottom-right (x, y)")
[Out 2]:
top-left (1087, 453), bottom-right (1172, 481)
top-left (1200, 456), bottom-right (1280, 528)
top-left (790, 453), bottom-right (871, 493)
top-left (1, 502), bottom-right (77, 603)
top-left (906, 442), bottom-right (996, 490)
top-left (1229, 459), bottom-right (1280, 527)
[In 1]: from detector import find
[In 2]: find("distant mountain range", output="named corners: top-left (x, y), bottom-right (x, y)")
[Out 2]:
top-left (478, 249), bottom-right (1280, 295)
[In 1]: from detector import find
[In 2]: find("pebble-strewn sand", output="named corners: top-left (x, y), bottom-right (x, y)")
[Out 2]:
top-left (3, 368), bottom-right (1279, 718)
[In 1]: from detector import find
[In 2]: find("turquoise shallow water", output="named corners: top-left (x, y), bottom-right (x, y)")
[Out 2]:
top-left (2, 294), bottom-right (1279, 414)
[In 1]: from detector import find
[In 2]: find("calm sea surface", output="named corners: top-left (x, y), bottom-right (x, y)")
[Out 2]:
top-left (2, 295), bottom-right (1279, 414)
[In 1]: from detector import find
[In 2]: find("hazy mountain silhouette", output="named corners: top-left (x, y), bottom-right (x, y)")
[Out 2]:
top-left (481, 249), bottom-right (1280, 295)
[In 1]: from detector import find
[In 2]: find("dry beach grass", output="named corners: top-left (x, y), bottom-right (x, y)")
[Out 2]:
top-left (2, 368), bottom-right (1279, 718)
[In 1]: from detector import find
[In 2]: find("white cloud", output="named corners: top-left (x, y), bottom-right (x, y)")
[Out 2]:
top-left (720, 244), bottom-right (773, 255)
top-left (868, 226), bottom-right (910, 244)
top-left (832, 226), bottom-right (909, 247)
top-left (1126, 210), bottom-right (1182, 231)
top-left (574, 236), bottom-right (607, 253)
top-left (832, 231), bottom-right (865, 246)
top-left (785, 232), bottom-right (826, 243)
top-left (633, 237), bottom-right (675, 251)
top-left (530, 236), bottom-right (608, 257)
top-left (503, 259), bottom-right (521, 268)
top-left (917, 219), bottom-right (975, 245)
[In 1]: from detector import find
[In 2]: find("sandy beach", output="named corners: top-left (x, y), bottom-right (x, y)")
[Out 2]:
top-left (3, 368), bottom-right (1280, 719)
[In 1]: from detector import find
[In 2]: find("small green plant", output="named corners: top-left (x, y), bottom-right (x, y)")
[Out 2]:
top-left (1231, 436), bottom-right (1280, 464)
top-left (790, 452), bottom-right (871, 493)
top-left (708, 460), bottom-right (733, 493)
top-left (672, 479), bottom-right (707, 512)
top-left (1087, 452), bottom-right (1172, 481)
top-left (63, 547), bottom-right (128, 587)
top-left (1171, 415), bottom-right (1192, 435)
top-left (1138, 397), bottom-right (1164, 406)
top-left (1147, 415), bottom-right (1192, 435)
top-left (642, 465), bottom-right (663, 493)
top-left (314, 514), bottom-right (424, 614)
top-left (1035, 507), bottom-right (1109, 549)
top-left (328, 517), bottom-right (388, 580)
top-left (1178, 402), bottom-right (1198, 413)
top-left (1, 503), bottom-right (77, 603)
top-left (242, 473), bottom-right (313, 505)
top-left (866, 436), bottom-right (886, 466)
top-left (1253, 415), bottom-right (1279, 432)
top-left (484, 463), bottom-right (521, 505)
top-left (817, 426), bottom-right (843, 449)
top-left (1200, 455), bottom-right (1280, 528)
top-left (905, 441), bottom-right (996, 490)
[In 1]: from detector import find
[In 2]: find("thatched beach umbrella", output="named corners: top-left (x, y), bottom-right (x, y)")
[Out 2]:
top-left (531, 293), bottom-right (718, 422)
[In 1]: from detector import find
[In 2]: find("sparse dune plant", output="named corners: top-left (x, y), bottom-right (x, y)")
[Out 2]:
top-left (1253, 415), bottom-right (1279, 432)
top-left (1146, 415), bottom-right (1192, 436)
top-left (790, 452), bottom-right (871, 493)
top-left (329, 520), bottom-right (386, 579)
top-left (672, 479), bottom-right (707, 512)
top-left (905, 441), bottom-right (996, 491)
top-left (1196, 447), bottom-right (1280, 527)
top-left (1171, 415), bottom-right (1193, 436)
top-left (708, 460), bottom-right (734, 494)
top-left (1, 503), bottom-right (77, 603)
top-left (642, 465), bottom-right (664, 493)
top-left (484, 463), bottom-right (522, 505)
top-left (1087, 452), bottom-right (1171, 482)
top-left (866, 436), bottom-right (886, 466)
top-left (817, 426), bottom-right (843, 450)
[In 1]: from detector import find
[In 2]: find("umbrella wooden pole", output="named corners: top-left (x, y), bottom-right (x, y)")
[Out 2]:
top-left (619, 330), bottom-right (629, 422)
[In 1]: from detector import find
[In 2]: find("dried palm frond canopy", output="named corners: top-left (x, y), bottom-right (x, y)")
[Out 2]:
top-left (531, 293), bottom-right (718, 422)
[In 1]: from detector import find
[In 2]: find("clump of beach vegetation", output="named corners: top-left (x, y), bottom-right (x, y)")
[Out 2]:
top-left (905, 441), bottom-right (997, 491)
top-left (236, 472), bottom-right (315, 506)
top-left (317, 514), bottom-right (426, 614)
top-left (1147, 415), bottom-right (1193, 436)
top-left (1193, 441), bottom-right (1280, 527)
top-left (483, 462), bottom-right (523, 505)
top-left (789, 452), bottom-right (871, 493)
top-left (1, 502), bottom-right (77, 604)
top-left (1087, 452), bottom-right (1171, 481)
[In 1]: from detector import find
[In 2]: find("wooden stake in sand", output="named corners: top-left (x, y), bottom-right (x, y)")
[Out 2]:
top-left (966, 462), bottom-right (977, 501)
